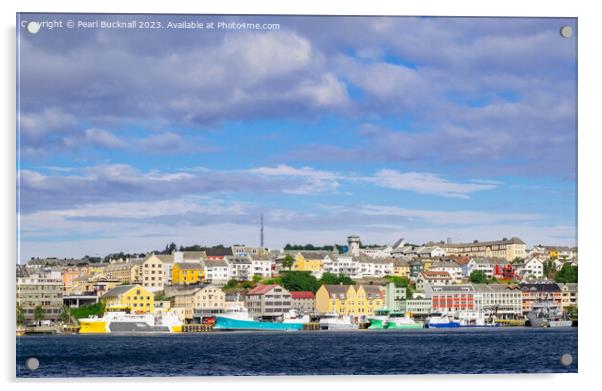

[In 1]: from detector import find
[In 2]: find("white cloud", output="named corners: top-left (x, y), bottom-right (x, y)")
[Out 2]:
top-left (368, 169), bottom-right (498, 198)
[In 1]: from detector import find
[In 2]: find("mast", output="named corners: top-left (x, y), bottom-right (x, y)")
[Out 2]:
top-left (260, 213), bottom-right (264, 248)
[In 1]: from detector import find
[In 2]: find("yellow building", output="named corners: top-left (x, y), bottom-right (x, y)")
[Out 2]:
top-left (172, 263), bottom-right (205, 285)
top-left (441, 237), bottom-right (526, 262)
top-left (422, 259), bottom-right (433, 272)
top-left (315, 284), bottom-right (384, 321)
top-left (393, 259), bottom-right (410, 277)
top-left (101, 284), bottom-right (154, 313)
top-left (105, 261), bottom-right (142, 284)
top-left (293, 251), bottom-right (328, 274)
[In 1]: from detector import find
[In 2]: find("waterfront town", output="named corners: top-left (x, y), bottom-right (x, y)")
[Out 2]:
top-left (16, 235), bottom-right (578, 333)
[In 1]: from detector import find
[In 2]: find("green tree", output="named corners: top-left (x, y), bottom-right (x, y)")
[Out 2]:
top-left (224, 279), bottom-right (238, 289)
top-left (280, 271), bottom-right (320, 292)
top-left (33, 305), bottom-right (45, 325)
top-left (281, 255), bottom-right (294, 271)
top-left (555, 263), bottom-right (578, 283)
top-left (564, 305), bottom-right (578, 320)
top-left (469, 270), bottom-right (488, 284)
top-left (384, 275), bottom-right (410, 288)
top-left (241, 281), bottom-right (254, 289)
top-left (318, 272), bottom-right (354, 286)
top-left (16, 304), bottom-right (25, 326)
top-left (59, 305), bottom-right (71, 324)
top-left (543, 260), bottom-right (556, 279)
top-left (252, 275), bottom-right (262, 283)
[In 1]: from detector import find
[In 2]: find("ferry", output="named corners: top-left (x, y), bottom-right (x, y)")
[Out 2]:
top-left (319, 313), bottom-right (358, 331)
top-left (213, 306), bottom-right (307, 331)
top-left (386, 312), bottom-right (424, 329)
top-left (425, 312), bottom-right (461, 328)
top-left (527, 302), bottom-right (572, 328)
top-left (367, 309), bottom-right (390, 329)
top-left (78, 306), bottom-right (182, 334)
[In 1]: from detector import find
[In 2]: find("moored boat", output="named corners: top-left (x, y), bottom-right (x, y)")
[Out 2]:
top-left (425, 312), bottom-right (460, 328)
top-left (367, 309), bottom-right (390, 329)
top-left (214, 305), bottom-right (305, 331)
top-left (527, 301), bottom-right (572, 328)
top-left (386, 312), bottom-right (423, 329)
top-left (319, 313), bottom-right (358, 331)
top-left (78, 306), bottom-right (182, 334)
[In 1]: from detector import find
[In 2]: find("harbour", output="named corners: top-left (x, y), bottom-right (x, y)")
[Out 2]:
top-left (16, 327), bottom-right (577, 377)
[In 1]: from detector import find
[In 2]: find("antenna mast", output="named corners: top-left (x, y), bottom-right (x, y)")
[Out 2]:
top-left (260, 213), bottom-right (264, 248)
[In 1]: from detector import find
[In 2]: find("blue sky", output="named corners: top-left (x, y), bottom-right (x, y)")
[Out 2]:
top-left (17, 14), bottom-right (577, 261)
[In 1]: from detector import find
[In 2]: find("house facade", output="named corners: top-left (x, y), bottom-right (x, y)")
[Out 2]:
top-left (245, 284), bottom-right (292, 318)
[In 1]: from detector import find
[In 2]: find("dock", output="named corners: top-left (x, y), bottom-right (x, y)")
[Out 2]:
top-left (182, 324), bottom-right (214, 333)
top-left (497, 319), bottom-right (526, 327)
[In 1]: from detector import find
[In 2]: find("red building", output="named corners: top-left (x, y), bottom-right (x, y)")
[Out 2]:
top-left (430, 285), bottom-right (475, 313)
top-left (492, 260), bottom-right (515, 280)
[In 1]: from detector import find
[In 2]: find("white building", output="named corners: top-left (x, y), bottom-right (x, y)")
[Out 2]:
top-left (226, 256), bottom-right (253, 281)
top-left (466, 258), bottom-right (494, 278)
top-left (203, 259), bottom-right (229, 284)
top-left (522, 257), bottom-right (544, 279)
top-left (249, 254), bottom-right (273, 278)
top-left (356, 256), bottom-right (394, 277)
top-left (430, 260), bottom-right (463, 282)
top-left (472, 284), bottom-right (523, 319)
top-left (322, 255), bottom-right (360, 278)
top-left (416, 246), bottom-right (446, 258)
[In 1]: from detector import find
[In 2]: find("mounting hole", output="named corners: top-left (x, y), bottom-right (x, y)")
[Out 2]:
top-left (25, 357), bottom-right (39, 371)
top-left (560, 353), bottom-right (573, 366)
top-left (26, 21), bottom-right (40, 34)
top-left (560, 25), bottom-right (573, 39)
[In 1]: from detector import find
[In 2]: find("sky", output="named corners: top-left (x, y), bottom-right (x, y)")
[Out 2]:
top-left (17, 14), bottom-right (577, 262)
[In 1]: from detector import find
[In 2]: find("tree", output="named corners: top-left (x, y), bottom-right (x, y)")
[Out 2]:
top-left (543, 260), bottom-right (556, 279)
top-left (469, 270), bottom-right (488, 284)
top-left (318, 272), bottom-right (354, 286)
top-left (59, 305), bottom-right (71, 324)
top-left (280, 271), bottom-right (320, 293)
top-left (16, 304), bottom-right (25, 326)
top-left (224, 279), bottom-right (238, 289)
top-left (564, 305), bottom-right (578, 320)
top-left (33, 305), bottom-right (45, 325)
top-left (252, 275), bottom-right (262, 283)
top-left (281, 255), bottom-right (294, 271)
top-left (384, 275), bottom-right (410, 288)
top-left (555, 263), bottom-right (578, 283)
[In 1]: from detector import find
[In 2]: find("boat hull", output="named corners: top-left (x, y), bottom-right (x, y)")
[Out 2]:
top-left (387, 322), bottom-right (423, 329)
top-left (426, 322), bottom-right (461, 328)
top-left (367, 319), bottom-right (387, 329)
top-left (214, 316), bottom-right (304, 331)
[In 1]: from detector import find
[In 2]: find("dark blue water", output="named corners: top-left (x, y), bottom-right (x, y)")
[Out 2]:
top-left (16, 328), bottom-right (577, 377)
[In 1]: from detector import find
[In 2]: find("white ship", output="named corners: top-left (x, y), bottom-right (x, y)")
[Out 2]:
top-left (78, 306), bottom-right (182, 333)
top-left (319, 313), bottom-right (358, 331)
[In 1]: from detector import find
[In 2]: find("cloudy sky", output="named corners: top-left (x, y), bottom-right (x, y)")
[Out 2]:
top-left (17, 14), bottom-right (577, 262)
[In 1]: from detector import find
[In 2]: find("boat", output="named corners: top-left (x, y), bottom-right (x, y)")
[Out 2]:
top-left (456, 310), bottom-right (499, 327)
top-left (527, 301), bottom-right (572, 328)
top-left (214, 305), bottom-right (305, 331)
top-left (425, 312), bottom-right (461, 328)
top-left (78, 306), bottom-right (182, 334)
top-left (319, 313), bottom-right (358, 331)
top-left (367, 309), bottom-right (390, 329)
top-left (386, 312), bottom-right (424, 329)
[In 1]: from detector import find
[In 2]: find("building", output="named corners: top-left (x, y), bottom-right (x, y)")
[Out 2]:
top-left (428, 285), bottom-right (475, 313)
top-left (416, 246), bottom-right (446, 258)
top-left (472, 284), bottom-right (522, 319)
top-left (558, 283), bottom-right (578, 312)
top-left (61, 268), bottom-right (83, 292)
top-left (519, 282), bottom-right (562, 315)
top-left (105, 261), bottom-right (142, 284)
top-left (249, 254), bottom-right (273, 278)
top-left (357, 256), bottom-right (394, 278)
top-left (347, 235), bottom-right (361, 256)
top-left (399, 298), bottom-right (432, 318)
top-left (102, 285), bottom-right (154, 313)
top-left (293, 251), bottom-right (329, 275)
top-left (382, 282), bottom-right (406, 312)
top-left (245, 284), bottom-right (292, 318)
top-left (465, 258), bottom-right (495, 278)
top-left (173, 285), bottom-right (226, 320)
top-left (441, 237), bottom-right (526, 261)
top-left (205, 247), bottom-right (233, 260)
top-left (203, 259), bottom-right (230, 284)
top-left (415, 271), bottom-right (452, 291)
top-left (409, 259), bottom-right (424, 278)
top-left (392, 258), bottom-right (411, 277)
top-left (429, 260), bottom-right (463, 282)
top-left (231, 245), bottom-right (268, 257)
top-left (315, 284), bottom-right (384, 322)
top-left (16, 271), bottom-right (63, 324)
top-left (171, 263), bottom-right (205, 285)
top-left (290, 291), bottom-right (316, 314)
top-left (172, 251), bottom-right (205, 263)
top-left (226, 256), bottom-right (253, 281)
top-left (141, 254), bottom-right (171, 292)
top-left (322, 255), bottom-right (360, 278)
top-left (520, 257), bottom-right (545, 279)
